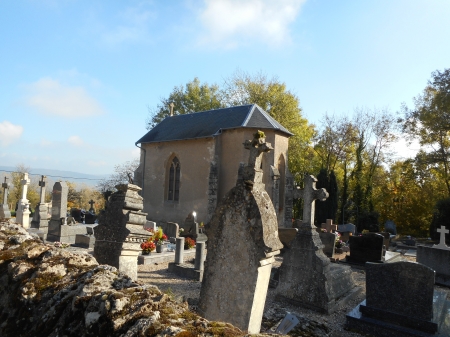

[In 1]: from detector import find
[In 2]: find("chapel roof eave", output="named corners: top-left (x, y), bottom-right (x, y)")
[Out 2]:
top-left (135, 104), bottom-right (293, 145)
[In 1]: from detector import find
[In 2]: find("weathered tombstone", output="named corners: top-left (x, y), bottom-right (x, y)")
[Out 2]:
top-left (31, 175), bottom-right (49, 229)
top-left (47, 181), bottom-right (68, 240)
top-left (346, 261), bottom-right (450, 336)
top-left (276, 175), bottom-right (360, 313)
top-left (94, 183), bottom-right (150, 281)
top-left (338, 223), bottom-right (356, 235)
top-left (417, 225), bottom-right (450, 286)
top-left (384, 220), bottom-right (396, 235)
top-left (144, 220), bottom-right (156, 232)
top-left (159, 221), bottom-right (179, 240)
top-left (198, 131), bottom-right (283, 334)
top-left (180, 212), bottom-right (207, 242)
top-left (347, 233), bottom-right (384, 264)
top-left (0, 177), bottom-right (11, 220)
top-left (319, 232), bottom-right (336, 258)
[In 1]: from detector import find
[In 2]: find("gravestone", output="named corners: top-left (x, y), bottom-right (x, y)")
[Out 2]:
top-left (417, 225), bottom-right (450, 286)
top-left (321, 219), bottom-right (337, 233)
top-left (338, 223), bottom-right (356, 234)
top-left (168, 238), bottom-right (205, 281)
top-left (180, 212), bottom-right (207, 242)
top-left (346, 261), bottom-right (450, 336)
top-left (379, 231), bottom-right (390, 250)
top-left (384, 220), bottom-right (396, 235)
top-left (347, 233), bottom-right (384, 264)
top-left (159, 221), bottom-right (179, 240)
top-left (47, 181), bottom-right (69, 241)
top-left (94, 183), bottom-right (150, 281)
top-left (0, 177), bottom-right (11, 220)
top-left (16, 173), bottom-right (31, 228)
top-left (319, 232), bottom-right (336, 258)
top-left (31, 175), bottom-right (50, 230)
top-left (276, 175), bottom-right (360, 313)
top-left (198, 131), bottom-right (283, 334)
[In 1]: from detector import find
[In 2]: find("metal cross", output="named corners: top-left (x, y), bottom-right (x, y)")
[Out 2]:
top-left (38, 175), bottom-right (47, 203)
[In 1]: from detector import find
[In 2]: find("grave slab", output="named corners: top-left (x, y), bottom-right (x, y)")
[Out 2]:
top-left (346, 261), bottom-right (450, 336)
top-left (417, 245), bottom-right (450, 287)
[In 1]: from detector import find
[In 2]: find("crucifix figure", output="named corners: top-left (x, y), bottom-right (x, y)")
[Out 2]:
top-left (242, 130), bottom-right (273, 188)
top-left (293, 175), bottom-right (328, 227)
top-left (433, 225), bottom-right (450, 250)
top-left (2, 177), bottom-right (10, 205)
top-left (88, 199), bottom-right (96, 213)
top-left (38, 175), bottom-right (47, 204)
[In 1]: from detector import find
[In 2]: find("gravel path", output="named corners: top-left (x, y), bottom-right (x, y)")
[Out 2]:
top-left (138, 256), bottom-right (367, 336)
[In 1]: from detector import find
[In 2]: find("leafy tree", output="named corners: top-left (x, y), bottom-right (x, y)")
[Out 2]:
top-left (430, 198), bottom-right (450, 243)
top-left (401, 68), bottom-right (450, 196)
top-left (315, 169), bottom-right (339, 225)
top-left (146, 77), bottom-right (224, 129)
top-left (147, 72), bottom-right (316, 180)
top-left (222, 71), bottom-right (315, 176)
top-left (97, 158), bottom-right (140, 200)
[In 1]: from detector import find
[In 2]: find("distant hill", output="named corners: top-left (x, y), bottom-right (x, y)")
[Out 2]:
top-left (0, 166), bottom-right (109, 187)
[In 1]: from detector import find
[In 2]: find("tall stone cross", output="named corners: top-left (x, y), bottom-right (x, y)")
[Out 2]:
top-left (38, 175), bottom-right (47, 204)
top-left (20, 173), bottom-right (30, 201)
top-left (243, 131), bottom-right (273, 186)
top-left (2, 177), bottom-right (10, 205)
top-left (88, 199), bottom-right (95, 212)
top-left (293, 175), bottom-right (328, 227)
top-left (433, 225), bottom-right (450, 250)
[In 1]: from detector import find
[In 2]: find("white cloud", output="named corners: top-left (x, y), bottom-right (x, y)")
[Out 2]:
top-left (131, 147), bottom-right (141, 158)
top-left (26, 77), bottom-right (105, 118)
top-left (68, 135), bottom-right (84, 147)
top-left (197, 0), bottom-right (306, 48)
top-left (389, 137), bottom-right (422, 160)
top-left (40, 139), bottom-right (52, 147)
top-left (0, 121), bottom-right (23, 147)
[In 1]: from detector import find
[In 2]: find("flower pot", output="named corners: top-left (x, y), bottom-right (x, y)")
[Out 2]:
top-left (335, 247), bottom-right (343, 254)
top-left (156, 245), bottom-right (163, 253)
top-left (142, 251), bottom-right (151, 255)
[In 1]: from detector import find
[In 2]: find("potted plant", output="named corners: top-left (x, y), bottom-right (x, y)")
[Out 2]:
top-left (140, 238), bottom-right (156, 255)
top-left (184, 237), bottom-right (196, 250)
top-left (153, 228), bottom-right (168, 253)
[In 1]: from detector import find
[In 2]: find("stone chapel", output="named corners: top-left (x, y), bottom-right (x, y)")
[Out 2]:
top-left (134, 104), bottom-right (294, 227)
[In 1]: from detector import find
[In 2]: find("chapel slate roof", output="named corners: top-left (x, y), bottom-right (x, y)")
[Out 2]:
top-left (136, 104), bottom-right (293, 144)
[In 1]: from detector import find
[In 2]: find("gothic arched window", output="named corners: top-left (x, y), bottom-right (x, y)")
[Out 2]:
top-left (167, 157), bottom-right (180, 201)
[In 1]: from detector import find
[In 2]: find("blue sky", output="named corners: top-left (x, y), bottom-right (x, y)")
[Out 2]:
top-left (1, 0), bottom-right (449, 175)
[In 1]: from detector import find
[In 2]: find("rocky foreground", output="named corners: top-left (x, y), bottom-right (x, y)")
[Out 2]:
top-left (0, 221), bottom-right (285, 337)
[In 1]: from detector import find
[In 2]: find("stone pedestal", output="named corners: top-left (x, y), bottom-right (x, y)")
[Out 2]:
top-left (31, 203), bottom-right (49, 229)
top-left (417, 245), bottom-right (450, 286)
top-left (199, 132), bottom-right (283, 334)
top-left (94, 184), bottom-right (151, 281)
top-left (277, 220), bottom-right (360, 313)
top-left (0, 204), bottom-right (11, 221)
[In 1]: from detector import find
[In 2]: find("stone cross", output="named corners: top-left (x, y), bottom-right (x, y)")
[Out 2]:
top-left (88, 199), bottom-right (95, 212)
top-left (433, 225), bottom-right (449, 250)
top-left (243, 131), bottom-right (273, 185)
top-left (293, 175), bottom-right (328, 227)
top-left (2, 177), bottom-right (10, 205)
top-left (21, 173), bottom-right (30, 200)
top-left (38, 175), bottom-right (47, 203)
